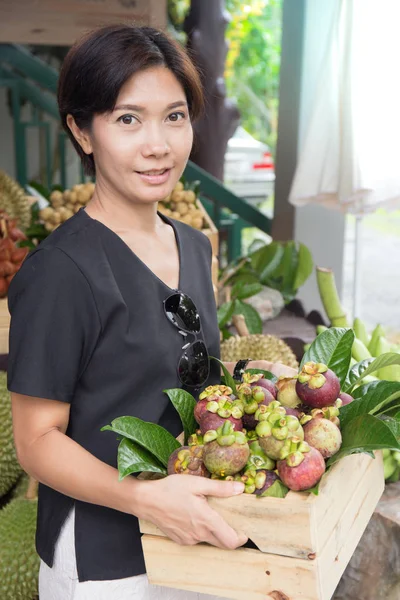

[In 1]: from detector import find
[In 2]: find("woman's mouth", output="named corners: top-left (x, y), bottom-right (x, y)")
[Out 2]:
top-left (136, 168), bottom-right (172, 185)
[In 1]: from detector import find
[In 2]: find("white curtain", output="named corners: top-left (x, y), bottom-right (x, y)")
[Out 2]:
top-left (289, 0), bottom-right (400, 215)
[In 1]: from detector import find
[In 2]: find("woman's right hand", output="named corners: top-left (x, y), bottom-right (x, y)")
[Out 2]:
top-left (135, 474), bottom-right (248, 550)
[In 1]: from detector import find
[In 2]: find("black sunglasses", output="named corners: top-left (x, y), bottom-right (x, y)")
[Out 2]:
top-left (163, 292), bottom-right (210, 388)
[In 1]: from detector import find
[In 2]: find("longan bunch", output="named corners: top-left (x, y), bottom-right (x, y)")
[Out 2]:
top-left (158, 181), bottom-right (205, 230)
top-left (39, 182), bottom-right (95, 232)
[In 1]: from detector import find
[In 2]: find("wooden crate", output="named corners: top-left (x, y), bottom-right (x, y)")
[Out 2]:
top-left (139, 451), bottom-right (384, 600)
top-left (0, 298), bottom-right (10, 355)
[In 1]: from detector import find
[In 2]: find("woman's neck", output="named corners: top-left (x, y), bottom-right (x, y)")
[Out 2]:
top-left (85, 180), bottom-right (160, 234)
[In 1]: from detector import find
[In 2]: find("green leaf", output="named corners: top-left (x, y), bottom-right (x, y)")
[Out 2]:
top-left (352, 380), bottom-right (381, 399)
top-left (117, 438), bottom-right (167, 480)
top-left (300, 327), bottom-right (355, 388)
top-left (244, 368), bottom-right (278, 382)
top-left (210, 356), bottom-right (237, 394)
top-left (339, 381), bottom-right (400, 428)
top-left (163, 388), bottom-right (197, 445)
top-left (231, 281), bottom-right (263, 301)
top-left (307, 482), bottom-right (320, 496)
top-left (233, 300), bottom-right (263, 334)
top-left (227, 271), bottom-right (260, 288)
top-left (346, 353), bottom-right (400, 393)
top-left (379, 416), bottom-right (400, 441)
top-left (217, 301), bottom-right (235, 328)
top-left (344, 358), bottom-right (375, 392)
top-left (249, 242), bottom-right (285, 284)
top-left (221, 327), bottom-right (233, 341)
top-left (327, 414), bottom-right (400, 466)
top-left (101, 417), bottom-right (180, 467)
top-left (293, 243), bottom-right (313, 290)
top-left (258, 479), bottom-right (289, 498)
top-left (279, 242), bottom-right (299, 295)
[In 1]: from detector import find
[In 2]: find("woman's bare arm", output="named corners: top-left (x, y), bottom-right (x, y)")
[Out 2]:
top-left (12, 393), bottom-right (247, 550)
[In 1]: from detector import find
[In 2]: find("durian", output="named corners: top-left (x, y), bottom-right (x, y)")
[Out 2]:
top-left (0, 495), bottom-right (39, 600)
top-left (0, 372), bottom-right (23, 497)
top-left (0, 170), bottom-right (31, 231)
top-left (221, 334), bottom-right (299, 370)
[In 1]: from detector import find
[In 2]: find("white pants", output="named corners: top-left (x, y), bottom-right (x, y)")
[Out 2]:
top-left (39, 508), bottom-right (226, 600)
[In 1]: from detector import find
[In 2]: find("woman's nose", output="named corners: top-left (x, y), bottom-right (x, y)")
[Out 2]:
top-left (141, 142), bottom-right (171, 158)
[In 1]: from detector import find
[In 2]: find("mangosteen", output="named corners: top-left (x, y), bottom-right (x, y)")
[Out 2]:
top-left (277, 440), bottom-right (326, 491)
top-left (338, 392), bottom-right (354, 406)
top-left (253, 469), bottom-right (279, 495)
top-left (296, 362), bottom-right (340, 409)
top-left (303, 417), bottom-right (342, 458)
top-left (167, 446), bottom-right (210, 477)
top-left (255, 404), bottom-right (304, 461)
top-left (202, 421), bottom-right (250, 477)
top-left (276, 377), bottom-right (301, 409)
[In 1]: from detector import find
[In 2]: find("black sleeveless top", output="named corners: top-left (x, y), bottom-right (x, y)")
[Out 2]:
top-left (7, 208), bottom-right (220, 582)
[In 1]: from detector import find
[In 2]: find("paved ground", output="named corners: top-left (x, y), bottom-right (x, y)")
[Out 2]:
top-left (342, 211), bottom-right (400, 338)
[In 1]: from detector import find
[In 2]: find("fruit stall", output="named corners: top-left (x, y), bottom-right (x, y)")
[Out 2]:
top-left (0, 169), bottom-right (400, 599)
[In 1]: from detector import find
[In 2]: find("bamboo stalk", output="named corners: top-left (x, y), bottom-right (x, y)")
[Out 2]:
top-left (316, 267), bottom-right (349, 327)
top-left (232, 314), bottom-right (250, 337)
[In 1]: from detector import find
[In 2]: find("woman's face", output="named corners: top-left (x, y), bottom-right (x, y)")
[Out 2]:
top-left (80, 66), bottom-right (193, 205)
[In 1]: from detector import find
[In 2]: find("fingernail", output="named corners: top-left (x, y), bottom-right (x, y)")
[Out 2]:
top-left (233, 482), bottom-right (245, 494)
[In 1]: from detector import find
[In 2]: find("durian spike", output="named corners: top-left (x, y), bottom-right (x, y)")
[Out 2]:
top-left (232, 314), bottom-right (250, 337)
top-left (26, 476), bottom-right (38, 500)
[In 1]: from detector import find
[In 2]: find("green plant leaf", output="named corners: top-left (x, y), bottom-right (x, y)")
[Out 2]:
top-left (293, 243), bottom-right (313, 290)
top-left (233, 300), bottom-right (263, 334)
top-left (101, 417), bottom-right (180, 467)
top-left (352, 380), bottom-right (381, 399)
top-left (163, 388), bottom-right (197, 445)
top-left (210, 356), bottom-right (237, 394)
top-left (300, 327), bottom-right (355, 387)
top-left (231, 281), bottom-right (263, 301)
top-left (345, 353), bottom-right (400, 393)
top-left (307, 482), bottom-right (320, 496)
top-left (327, 414), bottom-right (400, 466)
top-left (117, 438), bottom-right (167, 480)
top-left (250, 242), bottom-right (285, 284)
top-left (258, 479), bottom-right (289, 498)
top-left (227, 271), bottom-right (260, 288)
top-left (217, 301), bottom-right (235, 328)
top-left (379, 416), bottom-right (400, 441)
top-left (339, 381), bottom-right (400, 428)
top-left (280, 241), bottom-right (299, 295)
top-left (343, 358), bottom-right (375, 392)
top-left (244, 368), bottom-right (278, 382)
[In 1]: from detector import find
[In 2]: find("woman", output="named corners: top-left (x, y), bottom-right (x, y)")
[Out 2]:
top-left (8, 25), bottom-right (293, 599)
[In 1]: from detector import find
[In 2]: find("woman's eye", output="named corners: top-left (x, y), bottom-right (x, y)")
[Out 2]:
top-left (168, 112), bottom-right (185, 123)
top-left (118, 114), bottom-right (137, 125)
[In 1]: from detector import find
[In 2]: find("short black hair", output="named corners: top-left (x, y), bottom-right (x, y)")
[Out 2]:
top-left (58, 24), bottom-right (204, 176)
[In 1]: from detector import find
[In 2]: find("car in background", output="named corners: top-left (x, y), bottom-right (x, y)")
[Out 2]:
top-left (224, 126), bottom-right (275, 205)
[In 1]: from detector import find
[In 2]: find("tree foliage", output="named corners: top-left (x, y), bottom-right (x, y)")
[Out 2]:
top-left (225, 0), bottom-right (283, 151)
top-left (168, 0), bottom-right (283, 152)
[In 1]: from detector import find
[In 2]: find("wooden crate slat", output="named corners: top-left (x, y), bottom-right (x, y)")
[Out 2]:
top-left (308, 451), bottom-right (374, 556)
top-left (318, 452), bottom-right (385, 600)
top-left (142, 537), bottom-right (319, 600)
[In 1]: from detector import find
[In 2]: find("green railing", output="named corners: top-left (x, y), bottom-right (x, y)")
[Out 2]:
top-left (0, 43), bottom-right (272, 259)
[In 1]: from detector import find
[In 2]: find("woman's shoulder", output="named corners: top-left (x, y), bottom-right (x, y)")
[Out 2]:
top-left (168, 217), bottom-right (212, 256)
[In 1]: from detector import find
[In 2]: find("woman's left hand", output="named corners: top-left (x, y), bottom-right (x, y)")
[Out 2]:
top-left (247, 360), bottom-right (297, 379)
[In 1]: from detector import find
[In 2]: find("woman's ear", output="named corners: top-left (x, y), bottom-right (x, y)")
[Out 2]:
top-left (66, 115), bottom-right (93, 155)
